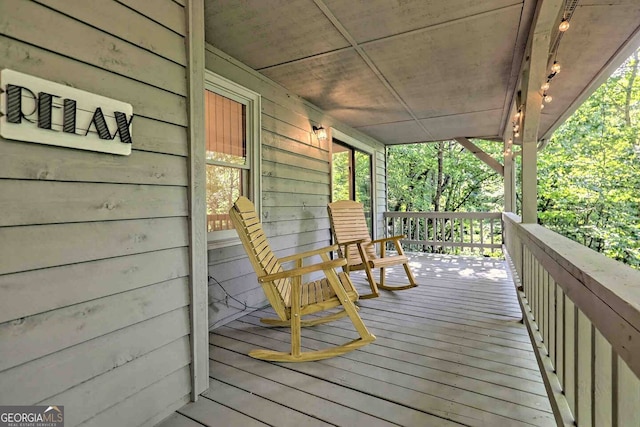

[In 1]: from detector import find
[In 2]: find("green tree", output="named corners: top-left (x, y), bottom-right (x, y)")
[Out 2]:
top-left (538, 50), bottom-right (640, 268)
top-left (387, 140), bottom-right (503, 213)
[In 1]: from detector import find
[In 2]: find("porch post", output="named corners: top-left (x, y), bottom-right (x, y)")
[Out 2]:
top-left (503, 137), bottom-right (516, 213)
top-left (518, 0), bottom-right (564, 223)
top-left (186, 0), bottom-right (209, 399)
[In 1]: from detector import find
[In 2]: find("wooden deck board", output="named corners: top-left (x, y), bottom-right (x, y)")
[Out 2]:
top-left (161, 254), bottom-right (553, 427)
top-left (221, 320), bottom-right (552, 424)
top-left (203, 378), bottom-right (333, 427)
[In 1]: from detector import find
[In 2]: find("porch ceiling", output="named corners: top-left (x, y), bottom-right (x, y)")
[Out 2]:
top-left (204, 0), bottom-right (640, 144)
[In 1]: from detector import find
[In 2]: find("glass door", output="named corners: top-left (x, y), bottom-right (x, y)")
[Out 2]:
top-left (332, 140), bottom-right (373, 233)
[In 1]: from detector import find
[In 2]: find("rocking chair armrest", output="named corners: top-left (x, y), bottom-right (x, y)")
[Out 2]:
top-left (337, 238), bottom-right (368, 250)
top-left (371, 235), bottom-right (406, 245)
top-left (277, 244), bottom-right (341, 263)
top-left (258, 258), bottom-right (347, 283)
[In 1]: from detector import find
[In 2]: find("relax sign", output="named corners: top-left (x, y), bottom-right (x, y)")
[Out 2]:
top-left (0, 69), bottom-right (133, 155)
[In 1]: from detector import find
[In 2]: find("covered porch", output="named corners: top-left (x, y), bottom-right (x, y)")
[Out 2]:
top-left (3, 1), bottom-right (639, 426)
top-left (163, 253), bottom-right (554, 427)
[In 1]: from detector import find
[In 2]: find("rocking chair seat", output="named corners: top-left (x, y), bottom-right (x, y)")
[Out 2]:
top-left (368, 254), bottom-right (409, 268)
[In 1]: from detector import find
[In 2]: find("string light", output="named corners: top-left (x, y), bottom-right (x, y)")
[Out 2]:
top-left (511, 107), bottom-right (523, 138)
top-left (533, 0), bottom-right (577, 124)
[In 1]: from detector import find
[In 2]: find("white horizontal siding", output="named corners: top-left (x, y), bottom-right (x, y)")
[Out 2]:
top-left (0, 1), bottom-right (193, 425)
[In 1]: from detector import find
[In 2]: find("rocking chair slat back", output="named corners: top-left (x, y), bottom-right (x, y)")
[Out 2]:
top-left (328, 201), bottom-right (376, 264)
top-left (230, 197), bottom-right (289, 319)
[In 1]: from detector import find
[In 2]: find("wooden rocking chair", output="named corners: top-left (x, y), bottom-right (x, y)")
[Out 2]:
top-left (229, 197), bottom-right (376, 362)
top-left (328, 200), bottom-right (417, 299)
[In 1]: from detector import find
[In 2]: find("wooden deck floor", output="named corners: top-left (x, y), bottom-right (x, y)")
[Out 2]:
top-left (159, 253), bottom-right (553, 427)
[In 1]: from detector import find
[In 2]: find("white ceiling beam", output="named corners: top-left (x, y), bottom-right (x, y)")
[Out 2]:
top-left (454, 137), bottom-right (504, 176)
top-left (498, 0), bottom-right (538, 138)
top-left (519, 0), bottom-right (565, 225)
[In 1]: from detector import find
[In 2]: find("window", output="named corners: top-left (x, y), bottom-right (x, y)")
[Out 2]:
top-left (205, 71), bottom-right (261, 246)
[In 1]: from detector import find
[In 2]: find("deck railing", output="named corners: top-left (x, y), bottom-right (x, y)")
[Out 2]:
top-left (384, 211), bottom-right (502, 255)
top-left (503, 213), bottom-right (640, 426)
top-left (207, 213), bottom-right (233, 232)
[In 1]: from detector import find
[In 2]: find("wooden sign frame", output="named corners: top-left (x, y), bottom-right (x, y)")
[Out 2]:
top-left (0, 69), bottom-right (133, 156)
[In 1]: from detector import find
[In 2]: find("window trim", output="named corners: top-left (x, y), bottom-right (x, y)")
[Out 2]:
top-left (205, 70), bottom-right (261, 249)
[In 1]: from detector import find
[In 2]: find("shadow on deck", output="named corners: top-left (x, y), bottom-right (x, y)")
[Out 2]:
top-left (160, 253), bottom-right (553, 427)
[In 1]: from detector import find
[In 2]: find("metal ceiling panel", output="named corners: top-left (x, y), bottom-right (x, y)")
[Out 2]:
top-left (323, 0), bottom-right (521, 44)
top-left (204, 0), bottom-right (349, 69)
top-left (417, 110), bottom-right (504, 142)
top-left (362, 6), bottom-right (521, 121)
top-left (261, 49), bottom-right (413, 127)
top-left (354, 120), bottom-right (428, 145)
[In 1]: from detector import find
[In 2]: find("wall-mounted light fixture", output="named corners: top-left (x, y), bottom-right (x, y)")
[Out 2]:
top-left (312, 125), bottom-right (327, 142)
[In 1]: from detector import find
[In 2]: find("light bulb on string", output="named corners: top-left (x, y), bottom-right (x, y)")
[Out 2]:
top-left (544, 94), bottom-right (553, 103)
top-left (559, 19), bottom-right (570, 32)
top-left (541, 81), bottom-right (550, 91)
top-left (551, 61), bottom-right (561, 74)
top-left (540, 103), bottom-right (545, 110)
top-left (514, 110), bottom-right (522, 120)
top-left (514, 131), bottom-right (520, 138)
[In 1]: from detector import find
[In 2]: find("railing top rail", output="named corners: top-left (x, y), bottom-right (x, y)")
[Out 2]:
top-left (385, 211), bottom-right (502, 219)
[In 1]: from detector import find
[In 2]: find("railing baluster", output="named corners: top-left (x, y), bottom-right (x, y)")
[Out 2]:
top-left (532, 252), bottom-right (536, 316)
top-left (576, 311), bottom-right (594, 427)
top-left (565, 297), bottom-right (577, 418)
top-left (479, 218), bottom-right (484, 255)
top-left (556, 283), bottom-right (564, 387)
top-left (617, 357), bottom-right (640, 426)
top-left (548, 277), bottom-right (556, 364)
top-left (594, 330), bottom-right (612, 426)
top-left (490, 219), bottom-right (494, 250)
top-left (543, 271), bottom-right (549, 353)
top-left (543, 268), bottom-right (548, 345)
top-left (523, 247), bottom-right (528, 298)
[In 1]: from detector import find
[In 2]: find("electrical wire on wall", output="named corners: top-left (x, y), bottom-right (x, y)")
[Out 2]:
top-left (208, 275), bottom-right (267, 329)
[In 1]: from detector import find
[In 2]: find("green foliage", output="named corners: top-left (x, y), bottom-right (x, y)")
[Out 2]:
top-left (538, 50), bottom-right (640, 269)
top-left (387, 140), bottom-right (504, 213)
top-left (332, 151), bottom-right (350, 202)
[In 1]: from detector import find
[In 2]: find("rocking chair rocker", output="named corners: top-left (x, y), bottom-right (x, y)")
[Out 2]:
top-left (229, 197), bottom-right (376, 362)
top-left (328, 200), bottom-right (417, 299)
